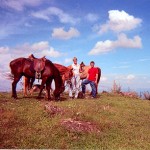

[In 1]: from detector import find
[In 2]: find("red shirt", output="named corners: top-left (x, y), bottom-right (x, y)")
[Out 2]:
top-left (88, 67), bottom-right (98, 81)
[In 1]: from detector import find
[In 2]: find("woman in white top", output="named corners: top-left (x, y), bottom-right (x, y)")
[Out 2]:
top-left (69, 57), bottom-right (80, 99)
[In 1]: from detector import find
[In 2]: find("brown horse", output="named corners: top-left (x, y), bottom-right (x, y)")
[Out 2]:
top-left (79, 62), bottom-right (101, 93)
top-left (10, 56), bottom-right (64, 100)
top-left (23, 63), bottom-right (73, 96)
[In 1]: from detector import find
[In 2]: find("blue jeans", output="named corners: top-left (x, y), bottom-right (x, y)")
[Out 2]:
top-left (81, 79), bottom-right (97, 98)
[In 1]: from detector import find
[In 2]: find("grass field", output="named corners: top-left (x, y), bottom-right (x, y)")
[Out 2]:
top-left (0, 92), bottom-right (150, 149)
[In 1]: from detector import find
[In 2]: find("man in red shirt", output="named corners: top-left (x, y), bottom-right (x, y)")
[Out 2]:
top-left (81, 61), bottom-right (98, 98)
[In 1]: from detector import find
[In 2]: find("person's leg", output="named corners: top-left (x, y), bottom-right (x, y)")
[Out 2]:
top-left (69, 77), bottom-right (75, 98)
top-left (81, 79), bottom-right (90, 94)
top-left (90, 81), bottom-right (97, 98)
top-left (74, 76), bottom-right (80, 98)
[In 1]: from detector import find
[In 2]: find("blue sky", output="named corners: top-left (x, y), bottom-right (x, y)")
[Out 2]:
top-left (0, 0), bottom-right (150, 92)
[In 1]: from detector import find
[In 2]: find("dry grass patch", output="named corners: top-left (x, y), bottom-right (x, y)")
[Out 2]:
top-left (61, 118), bottom-right (100, 134)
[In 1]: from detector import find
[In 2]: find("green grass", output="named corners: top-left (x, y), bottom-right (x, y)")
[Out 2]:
top-left (0, 92), bottom-right (150, 149)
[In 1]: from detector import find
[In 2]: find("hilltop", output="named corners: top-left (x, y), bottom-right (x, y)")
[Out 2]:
top-left (0, 92), bottom-right (150, 149)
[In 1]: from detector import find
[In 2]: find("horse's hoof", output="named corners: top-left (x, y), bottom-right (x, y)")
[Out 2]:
top-left (48, 98), bottom-right (52, 101)
top-left (11, 95), bottom-right (18, 99)
top-left (23, 95), bottom-right (28, 98)
top-left (55, 97), bottom-right (61, 101)
top-left (36, 96), bottom-right (42, 100)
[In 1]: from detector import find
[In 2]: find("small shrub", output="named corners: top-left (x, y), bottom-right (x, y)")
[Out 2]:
top-left (143, 91), bottom-right (150, 100)
top-left (121, 91), bottom-right (139, 99)
top-left (111, 80), bottom-right (121, 94)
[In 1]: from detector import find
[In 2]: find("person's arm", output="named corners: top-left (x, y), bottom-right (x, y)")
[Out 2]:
top-left (87, 69), bottom-right (90, 79)
top-left (87, 73), bottom-right (89, 79)
top-left (95, 73), bottom-right (98, 84)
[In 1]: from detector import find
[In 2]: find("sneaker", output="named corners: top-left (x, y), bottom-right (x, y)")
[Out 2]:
top-left (91, 96), bottom-right (96, 99)
top-left (69, 96), bottom-right (74, 100)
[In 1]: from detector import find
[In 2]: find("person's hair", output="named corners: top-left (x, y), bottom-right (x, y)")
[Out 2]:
top-left (73, 57), bottom-right (77, 61)
top-left (90, 61), bottom-right (95, 64)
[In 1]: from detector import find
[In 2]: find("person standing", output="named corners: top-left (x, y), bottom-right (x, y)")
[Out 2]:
top-left (81, 61), bottom-right (98, 98)
top-left (69, 57), bottom-right (80, 99)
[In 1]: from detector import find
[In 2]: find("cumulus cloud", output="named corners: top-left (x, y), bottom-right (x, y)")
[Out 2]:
top-left (52, 27), bottom-right (80, 40)
top-left (100, 76), bottom-right (108, 82)
top-left (41, 48), bottom-right (63, 57)
top-left (85, 13), bottom-right (99, 22)
top-left (88, 33), bottom-right (142, 55)
top-left (0, 0), bottom-right (43, 11)
top-left (0, 41), bottom-right (64, 83)
top-left (96, 10), bottom-right (142, 34)
top-left (126, 74), bottom-right (135, 80)
top-left (31, 41), bottom-right (49, 51)
top-left (0, 41), bottom-right (63, 60)
top-left (31, 7), bottom-right (80, 25)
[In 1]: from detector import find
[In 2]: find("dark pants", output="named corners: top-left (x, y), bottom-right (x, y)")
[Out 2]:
top-left (81, 79), bottom-right (97, 98)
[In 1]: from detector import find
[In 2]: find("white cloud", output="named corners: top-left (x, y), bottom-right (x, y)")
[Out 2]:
top-left (31, 7), bottom-right (80, 25)
top-left (0, 46), bottom-right (9, 54)
top-left (0, 41), bottom-right (63, 60)
top-left (85, 13), bottom-right (99, 22)
top-left (52, 27), bottom-right (80, 40)
top-left (101, 76), bottom-right (108, 82)
top-left (114, 74), bottom-right (136, 81)
top-left (138, 58), bottom-right (150, 62)
top-left (31, 41), bottom-right (49, 51)
top-left (88, 33), bottom-right (142, 55)
top-left (64, 58), bottom-right (72, 64)
top-left (126, 74), bottom-right (135, 80)
top-left (97, 10), bottom-right (142, 34)
top-left (113, 65), bottom-right (130, 69)
top-left (0, 53), bottom-right (12, 73)
top-left (41, 48), bottom-right (63, 57)
top-left (1, 0), bottom-right (43, 11)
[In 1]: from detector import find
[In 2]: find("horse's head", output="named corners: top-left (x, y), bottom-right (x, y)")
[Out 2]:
top-left (33, 56), bottom-right (46, 79)
top-left (80, 61), bottom-right (85, 72)
top-left (53, 85), bottom-right (65, 101)
top-left (63, 68), bottom-right (73, 82)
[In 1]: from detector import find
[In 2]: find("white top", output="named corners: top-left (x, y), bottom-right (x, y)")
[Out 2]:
top-left (72, 63), bottom-right (80, 76)
top-left (34, 79), bottom-right (42, 85)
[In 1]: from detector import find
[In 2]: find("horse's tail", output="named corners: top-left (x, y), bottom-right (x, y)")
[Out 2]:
top-left (9, 60), bottom-right (14, 75)
top-left (5, 72), bottom-right (14, 80)
top-left (97, 67), bottom-right (101, 84)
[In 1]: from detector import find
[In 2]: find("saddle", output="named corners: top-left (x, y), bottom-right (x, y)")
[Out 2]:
top-left (28, 54), bottom-right (46, 79)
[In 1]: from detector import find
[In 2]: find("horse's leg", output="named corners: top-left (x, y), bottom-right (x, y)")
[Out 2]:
top-left (29, 78), bottom-right (35, 90)
top-left (96, 84), bottom-right (98, 94)
top-left (23, 77), bottom-right (30, 97)
top-left (12, 75), bottom-right (22, 99)
top-left (37, 77), bottom-right (47, 99)
top-left (46, 78), bottom-right (53, 100)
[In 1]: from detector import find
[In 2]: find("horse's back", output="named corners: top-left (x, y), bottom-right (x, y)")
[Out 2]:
top-left (54, 63), bottom-right (68, 76)
top-left (10, 57), bottom-right (26, 74)
top-left (10, 57), bottom-right (24, 66)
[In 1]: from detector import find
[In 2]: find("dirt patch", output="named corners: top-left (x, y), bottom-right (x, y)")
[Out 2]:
top-left (45, 104), bottom-right (64, 116)
top-left (61, 118), bottom-right (100, 134)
